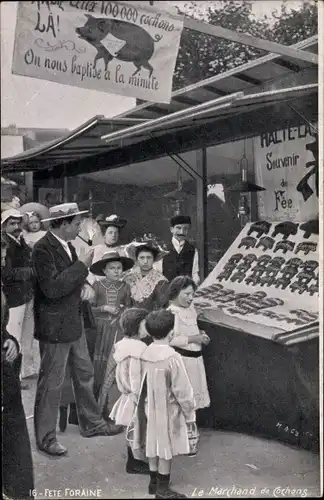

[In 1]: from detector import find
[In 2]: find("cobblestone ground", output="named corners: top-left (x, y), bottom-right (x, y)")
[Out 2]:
top-left (22, 378), bottom-right (321, 499)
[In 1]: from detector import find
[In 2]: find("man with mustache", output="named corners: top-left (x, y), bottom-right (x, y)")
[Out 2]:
top-left (156, 215), bottom-right (200, 286)
top-left (1, 209), bottom-right (37, 389)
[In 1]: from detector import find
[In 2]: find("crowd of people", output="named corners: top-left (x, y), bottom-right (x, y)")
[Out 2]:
top-left (1, 202), bottom-right (211, 500)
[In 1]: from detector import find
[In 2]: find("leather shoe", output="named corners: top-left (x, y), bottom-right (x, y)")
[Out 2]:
top-left (40, 442), bottom-right (67, 457)
top-left (86, 422), bottom-right (124, 437)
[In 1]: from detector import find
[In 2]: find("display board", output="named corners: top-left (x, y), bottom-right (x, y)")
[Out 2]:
top-left (194, 220), bottom-right (319, 339)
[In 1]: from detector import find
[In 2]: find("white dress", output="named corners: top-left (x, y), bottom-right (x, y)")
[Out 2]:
top-left (109, 338), bottom-right (147, 426)
top-left (168, 303), bottom-right (210, 410)
top-left (23, 230), bottom-right (46, 248)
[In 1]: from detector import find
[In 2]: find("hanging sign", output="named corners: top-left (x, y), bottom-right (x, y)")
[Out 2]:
top-left (11, 1), bottom-right (184, 103)
top-left (254, 124), bottom-right (318, 222)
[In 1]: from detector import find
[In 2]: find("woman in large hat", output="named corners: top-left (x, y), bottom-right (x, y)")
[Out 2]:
top-left (124, 241), bottom-right (169, 311)
top-left (89, 215), bottom-right (128, 284)
top-left (89, 251), bottom-right (134, 422)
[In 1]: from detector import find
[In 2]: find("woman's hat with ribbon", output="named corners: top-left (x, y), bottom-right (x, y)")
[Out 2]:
top-left (125, 240), bottom-right (169, 262)
top-left (41, 203), bottom-right (88, 222)
top-left (90, 250), bottom-right (134, 276)
top-left (97, 214), bottom-right (127, 229)
top-left (20, 202), bottom-right (50, 222)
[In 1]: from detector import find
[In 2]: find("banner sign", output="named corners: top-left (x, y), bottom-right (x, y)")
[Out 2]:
top-left (254, 124), bottom-right (318, 222)
top-left (194, 221), bottom-right (318, 340)
top-left (12, 1), bottom-right (184, 103)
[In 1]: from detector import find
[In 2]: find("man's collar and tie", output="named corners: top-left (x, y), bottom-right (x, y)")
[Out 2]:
top-left (171, 236), bottom-right (186, 254)
top-left (7, 233), bottom-right (24, 246)
top-left (50, 232), bottom-right (75, 261)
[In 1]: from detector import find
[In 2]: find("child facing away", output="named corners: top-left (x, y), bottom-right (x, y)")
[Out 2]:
top-left (109, 307), bottom-right (151, 475)
top-left (167, 276), bottom-right (211, 410)
top-left (134, 310), bottom-right (196, 499)
top-left (89, 250), bottom-right (134, 430)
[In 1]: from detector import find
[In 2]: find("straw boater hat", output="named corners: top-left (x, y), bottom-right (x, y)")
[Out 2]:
top-left (90, 250), bottom-right (134, 276)
top-left (170, 215), bottom-right (191, 227)
top-left (41, 203), bottom-right (88, 222)
top-left (1, 208), bottom-right (24, 225)
top-left (97, 214), bottom-right (127, 229)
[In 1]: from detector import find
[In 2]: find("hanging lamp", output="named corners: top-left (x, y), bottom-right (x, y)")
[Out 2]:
top-left (162, 167), bottom-right (195, 215)
top-left (227, 141), bottom-right (265, 193)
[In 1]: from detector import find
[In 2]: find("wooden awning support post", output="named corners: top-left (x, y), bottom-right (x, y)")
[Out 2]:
top-left (183, 18), bottom-right (318, 65)
top-left (196, 147), bottom-right (208, 281)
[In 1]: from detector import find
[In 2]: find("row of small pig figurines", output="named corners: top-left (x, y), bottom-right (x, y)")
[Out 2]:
top-left (216, 253), bottom-right (318, 294)
top-left (194, 286), bottom-right (317, 324)
top-left (247, 220), bottom-right (318, 240)
top-left (241, 220), bottom-right (318, 255)
top-left (239, 236), bottom-right (317, 255)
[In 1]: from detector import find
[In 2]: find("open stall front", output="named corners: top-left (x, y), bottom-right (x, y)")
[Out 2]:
top-left (1, 35), bottom-right (319, 451)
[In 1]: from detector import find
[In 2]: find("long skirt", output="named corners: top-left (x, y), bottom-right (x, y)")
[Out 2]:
top-left (93, 313), bottom-right (123, 413)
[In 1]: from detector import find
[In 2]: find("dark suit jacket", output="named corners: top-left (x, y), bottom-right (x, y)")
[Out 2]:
top-left (1, 287), bottom-right (22, 409)
top-left (32, 232), bottom-right (88, 343)
top-left (2, 233), bottom-right (34, 308)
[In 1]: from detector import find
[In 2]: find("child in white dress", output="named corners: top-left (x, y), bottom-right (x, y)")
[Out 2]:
top-left (109, 308), bottom-right (150, 475)
top-left (168, 276), bottom-right (211, 410)
top-left (137, 310), bottom-right (195, 499)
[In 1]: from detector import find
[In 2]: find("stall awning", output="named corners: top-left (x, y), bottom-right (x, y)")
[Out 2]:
top-left (117, 35), bottom-right (318, 120)
top-left (1, 80), bottom-right (317, 175)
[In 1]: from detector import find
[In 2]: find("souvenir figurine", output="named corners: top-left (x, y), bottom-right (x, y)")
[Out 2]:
top-left (271, 221), bottom-right (299, 240)
top-left (256, 236), bottom-right (275, 251)
top-left (238, 236), bottom-right (257, 249)
top-left (247, 221), bottom-right (271, 238)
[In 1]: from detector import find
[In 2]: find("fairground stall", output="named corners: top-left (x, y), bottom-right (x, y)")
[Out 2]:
top-left (2, 31), bottom-right (319, 451)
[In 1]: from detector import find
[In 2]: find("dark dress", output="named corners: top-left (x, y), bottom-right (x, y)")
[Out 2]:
top-left (2, 287), bottom-right (34, 499)
top-left (91, 279), bottom-right (132, 416)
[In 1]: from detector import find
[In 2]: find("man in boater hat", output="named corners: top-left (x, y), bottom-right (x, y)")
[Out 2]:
top-left (1, 208), bottom-right (36, 388)
top-left (156, 215), bottom-right (200, 285)
top-left (32, 203), bottom-right (123, 457)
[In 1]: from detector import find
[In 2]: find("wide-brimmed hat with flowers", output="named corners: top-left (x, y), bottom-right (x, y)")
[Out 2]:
top-left (41, 203), bottom-right (88, 222)
top-left (90, 250), bottom-right (134, 276)
top-left (97, 214), bottom-right (127, 229)
top-left (125, 240), bottom-right (169, 262)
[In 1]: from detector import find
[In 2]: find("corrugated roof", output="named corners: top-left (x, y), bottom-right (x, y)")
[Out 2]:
top-left (117, 35), bottom-right (318, 120)
top-left (1, 35), bottom-right (317, 174)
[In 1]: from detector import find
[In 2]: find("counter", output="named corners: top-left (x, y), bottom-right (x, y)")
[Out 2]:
top-left (197, 318), bottom-right (319, 452)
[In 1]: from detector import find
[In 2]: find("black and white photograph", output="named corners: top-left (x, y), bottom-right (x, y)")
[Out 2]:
top-left (1, 1), bottom-right (322, 499)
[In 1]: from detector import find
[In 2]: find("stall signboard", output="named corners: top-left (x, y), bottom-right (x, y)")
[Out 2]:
top-left (254, 124), bottom-right (318, 222)
top-left (194, 220), bottom-right (318, 340)
top-left (11, 1), bottom-right (184, 103)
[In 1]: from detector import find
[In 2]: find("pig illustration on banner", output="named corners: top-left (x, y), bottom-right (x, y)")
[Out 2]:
top-left (76, 14), bottom-right (162, 76)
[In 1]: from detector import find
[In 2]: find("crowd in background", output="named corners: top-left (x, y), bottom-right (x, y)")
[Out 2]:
top-left (1, 202), bottom-right (211, 500)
